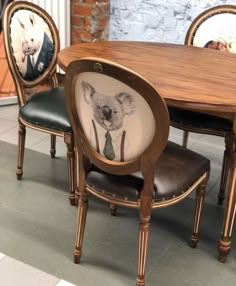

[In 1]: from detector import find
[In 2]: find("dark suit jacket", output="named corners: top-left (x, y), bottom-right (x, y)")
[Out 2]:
top-left (24, 33), bottom-right (54, 81)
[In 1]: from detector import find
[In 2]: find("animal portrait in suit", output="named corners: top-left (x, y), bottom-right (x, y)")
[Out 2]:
top-left (81, 81), bottom-right (136, 162)
top-left (204, 40), bottom-right (232, 52)
top-left (17, 13), bottom-right (54, 81)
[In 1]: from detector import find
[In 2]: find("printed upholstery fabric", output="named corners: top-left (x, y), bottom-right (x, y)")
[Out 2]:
top-left (10, 9), bottom-right (54, 81)
top-left (75, 72), bottom-right (156, 162)
top-left (192, 12), bottom-right (236, 52)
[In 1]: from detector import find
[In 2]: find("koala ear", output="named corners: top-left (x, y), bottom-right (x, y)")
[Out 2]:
top-left (81, 81), bottom-right (96, 106)
top-left (29, 14), bottom-right (35, 26)
top-left (115, 92), bottom-right (136, 115)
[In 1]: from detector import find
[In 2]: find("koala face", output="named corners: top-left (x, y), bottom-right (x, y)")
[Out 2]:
top-left (18, 14), bottom-right (44, 56)
top-left (82, 81), bottom-right (135, 131)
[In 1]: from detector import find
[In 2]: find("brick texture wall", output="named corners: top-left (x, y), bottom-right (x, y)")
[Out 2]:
top-left (71, 0), bottom-right (110, 44)
top-left (70, 0), bottom-right (236, 44)
top-left (109, 0), bottom-right (236, 44)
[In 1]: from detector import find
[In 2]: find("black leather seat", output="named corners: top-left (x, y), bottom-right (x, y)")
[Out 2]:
top-left (87, 141), bottom-right (210, 202)
top-left (169, 107), bottom-right (232, 134)
top-left (20, 87), bottom-right (72, 132)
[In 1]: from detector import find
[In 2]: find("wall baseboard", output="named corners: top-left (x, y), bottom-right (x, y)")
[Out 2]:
top-left (0, 96), bottom-right (17, 106)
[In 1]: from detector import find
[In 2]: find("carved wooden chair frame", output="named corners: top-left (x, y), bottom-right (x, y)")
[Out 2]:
top-left (3, 1), bottom-right (75, 204)
top-left (65, 57), bottom-right (210, 286)
top-left (171, 4), bottom-right (236, 205)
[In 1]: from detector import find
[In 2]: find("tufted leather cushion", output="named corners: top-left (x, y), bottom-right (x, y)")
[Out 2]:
top-left (20, 87), bottom-right (72, 132)
top-left (86, 141), bottom-right (210, 202)
top-left (168, 106), bottom-right (232, 132)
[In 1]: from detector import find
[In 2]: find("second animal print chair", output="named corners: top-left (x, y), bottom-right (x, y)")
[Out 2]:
top-left (168, 4), bottom-right (236, 205)
top-left (3, 1), bottom-right (75, 204)
top-left (65, 58), bottom-right (210, 286)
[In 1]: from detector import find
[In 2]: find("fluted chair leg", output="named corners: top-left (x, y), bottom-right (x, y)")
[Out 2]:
top-left (64, 133), bottom-right (75, 205)
top-left (190, 179), bottom-right (207, 248)
top-left (50, 134), bottom-right (56, 158)
top-left (16, 122), bottom-right (26, 180)
top-left (136, 216), bottom-right (150, 286)
top-left (182, 130), bottom-right (189, 148)
top-left (74, 189), bottom-right (89, 264)
top-left (218, 133), bottom-right (233, 205)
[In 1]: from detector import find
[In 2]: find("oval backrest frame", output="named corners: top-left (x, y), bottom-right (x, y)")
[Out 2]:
top-left (3, 1), bottom-right (60, 105)
top-left (65, 58), bottom-right (170, 175)
top-left (185, 4), bottom-right (236, 52)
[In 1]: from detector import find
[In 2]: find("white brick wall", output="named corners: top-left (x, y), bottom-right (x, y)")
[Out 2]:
top-left (109, 0), bottom-right (236, 43)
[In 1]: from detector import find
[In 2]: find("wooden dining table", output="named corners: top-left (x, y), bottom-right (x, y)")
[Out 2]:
top-left (58, 41), bottom-right (236, 262)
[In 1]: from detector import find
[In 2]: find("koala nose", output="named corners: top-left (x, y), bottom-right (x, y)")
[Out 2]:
top-left (102, 105), bottom-right (112, 120)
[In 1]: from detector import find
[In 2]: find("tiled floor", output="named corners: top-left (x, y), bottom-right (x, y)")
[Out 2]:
top-left (0, 252), bottom-right (76, 286)
top-left (0, 104), bottom-right (235, 286)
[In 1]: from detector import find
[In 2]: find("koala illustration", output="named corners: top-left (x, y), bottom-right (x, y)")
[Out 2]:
top-left (17, 13), bottom-right (54, 81)
top-left (82, 81), bottom-right (136, 161)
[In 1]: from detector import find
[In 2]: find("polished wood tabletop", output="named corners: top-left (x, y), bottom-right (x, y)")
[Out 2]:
top-left (58, 41), bottom-right (236, 115)
top-left (58, 41), bottom-right (236, 263)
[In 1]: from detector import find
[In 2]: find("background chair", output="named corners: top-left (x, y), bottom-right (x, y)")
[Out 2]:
top-left (168, 4), bottom-right (236, 205)
top-left (65, 58), bottom-right (210, 286)
top-left (3, 1), bottom-right (75, 204)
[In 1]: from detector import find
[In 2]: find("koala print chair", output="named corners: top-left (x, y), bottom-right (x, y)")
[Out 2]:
top-left (3, 1), bottom-right (75, 204)
top-left (65, 58), bottom-right (210, 286)
top-left (168, 4), bottom-right (236, 206)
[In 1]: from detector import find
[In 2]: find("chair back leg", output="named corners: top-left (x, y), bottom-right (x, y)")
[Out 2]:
top-left (136, 214), bottom-right (151, 286)
top-left (182, 130), bottom-right (189, 148)
top-left (16, 121), bottom-right (26, 180)
top-left (50, 134), bottom-right (56, 158)
top-left (110, 203), bottom-right (117, 216)
top-left (64, 133), bottom-right (75, 205)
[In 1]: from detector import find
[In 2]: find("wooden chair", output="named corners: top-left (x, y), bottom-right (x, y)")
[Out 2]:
top-left (168, 5), bottom-right (236, 205)
top-left (3, 1), bottom-right (75, 204)
top-left (64, 58), bottom-right (210, 286)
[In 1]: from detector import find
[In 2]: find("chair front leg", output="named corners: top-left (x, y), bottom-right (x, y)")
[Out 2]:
top-left (136, 214), bottom-right (151, 286)
top-left (16, 121), bottom-right (26, 180)
top-left (74, 188), bottom-right (89, 264)
top-left (64, 133), bottom-right (75, 205)
top-left (190, 176), bottom-right (208, 248)
top-left (218, 140), bottom-right (236, 263)
top-left (50, 134), bottom-right (56, 158)
top-left (218, 133), bottom-right (233, 205)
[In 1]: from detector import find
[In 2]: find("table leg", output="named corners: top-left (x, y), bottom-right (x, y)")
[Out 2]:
top-left (218, 136), bottom-right (236, 262)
